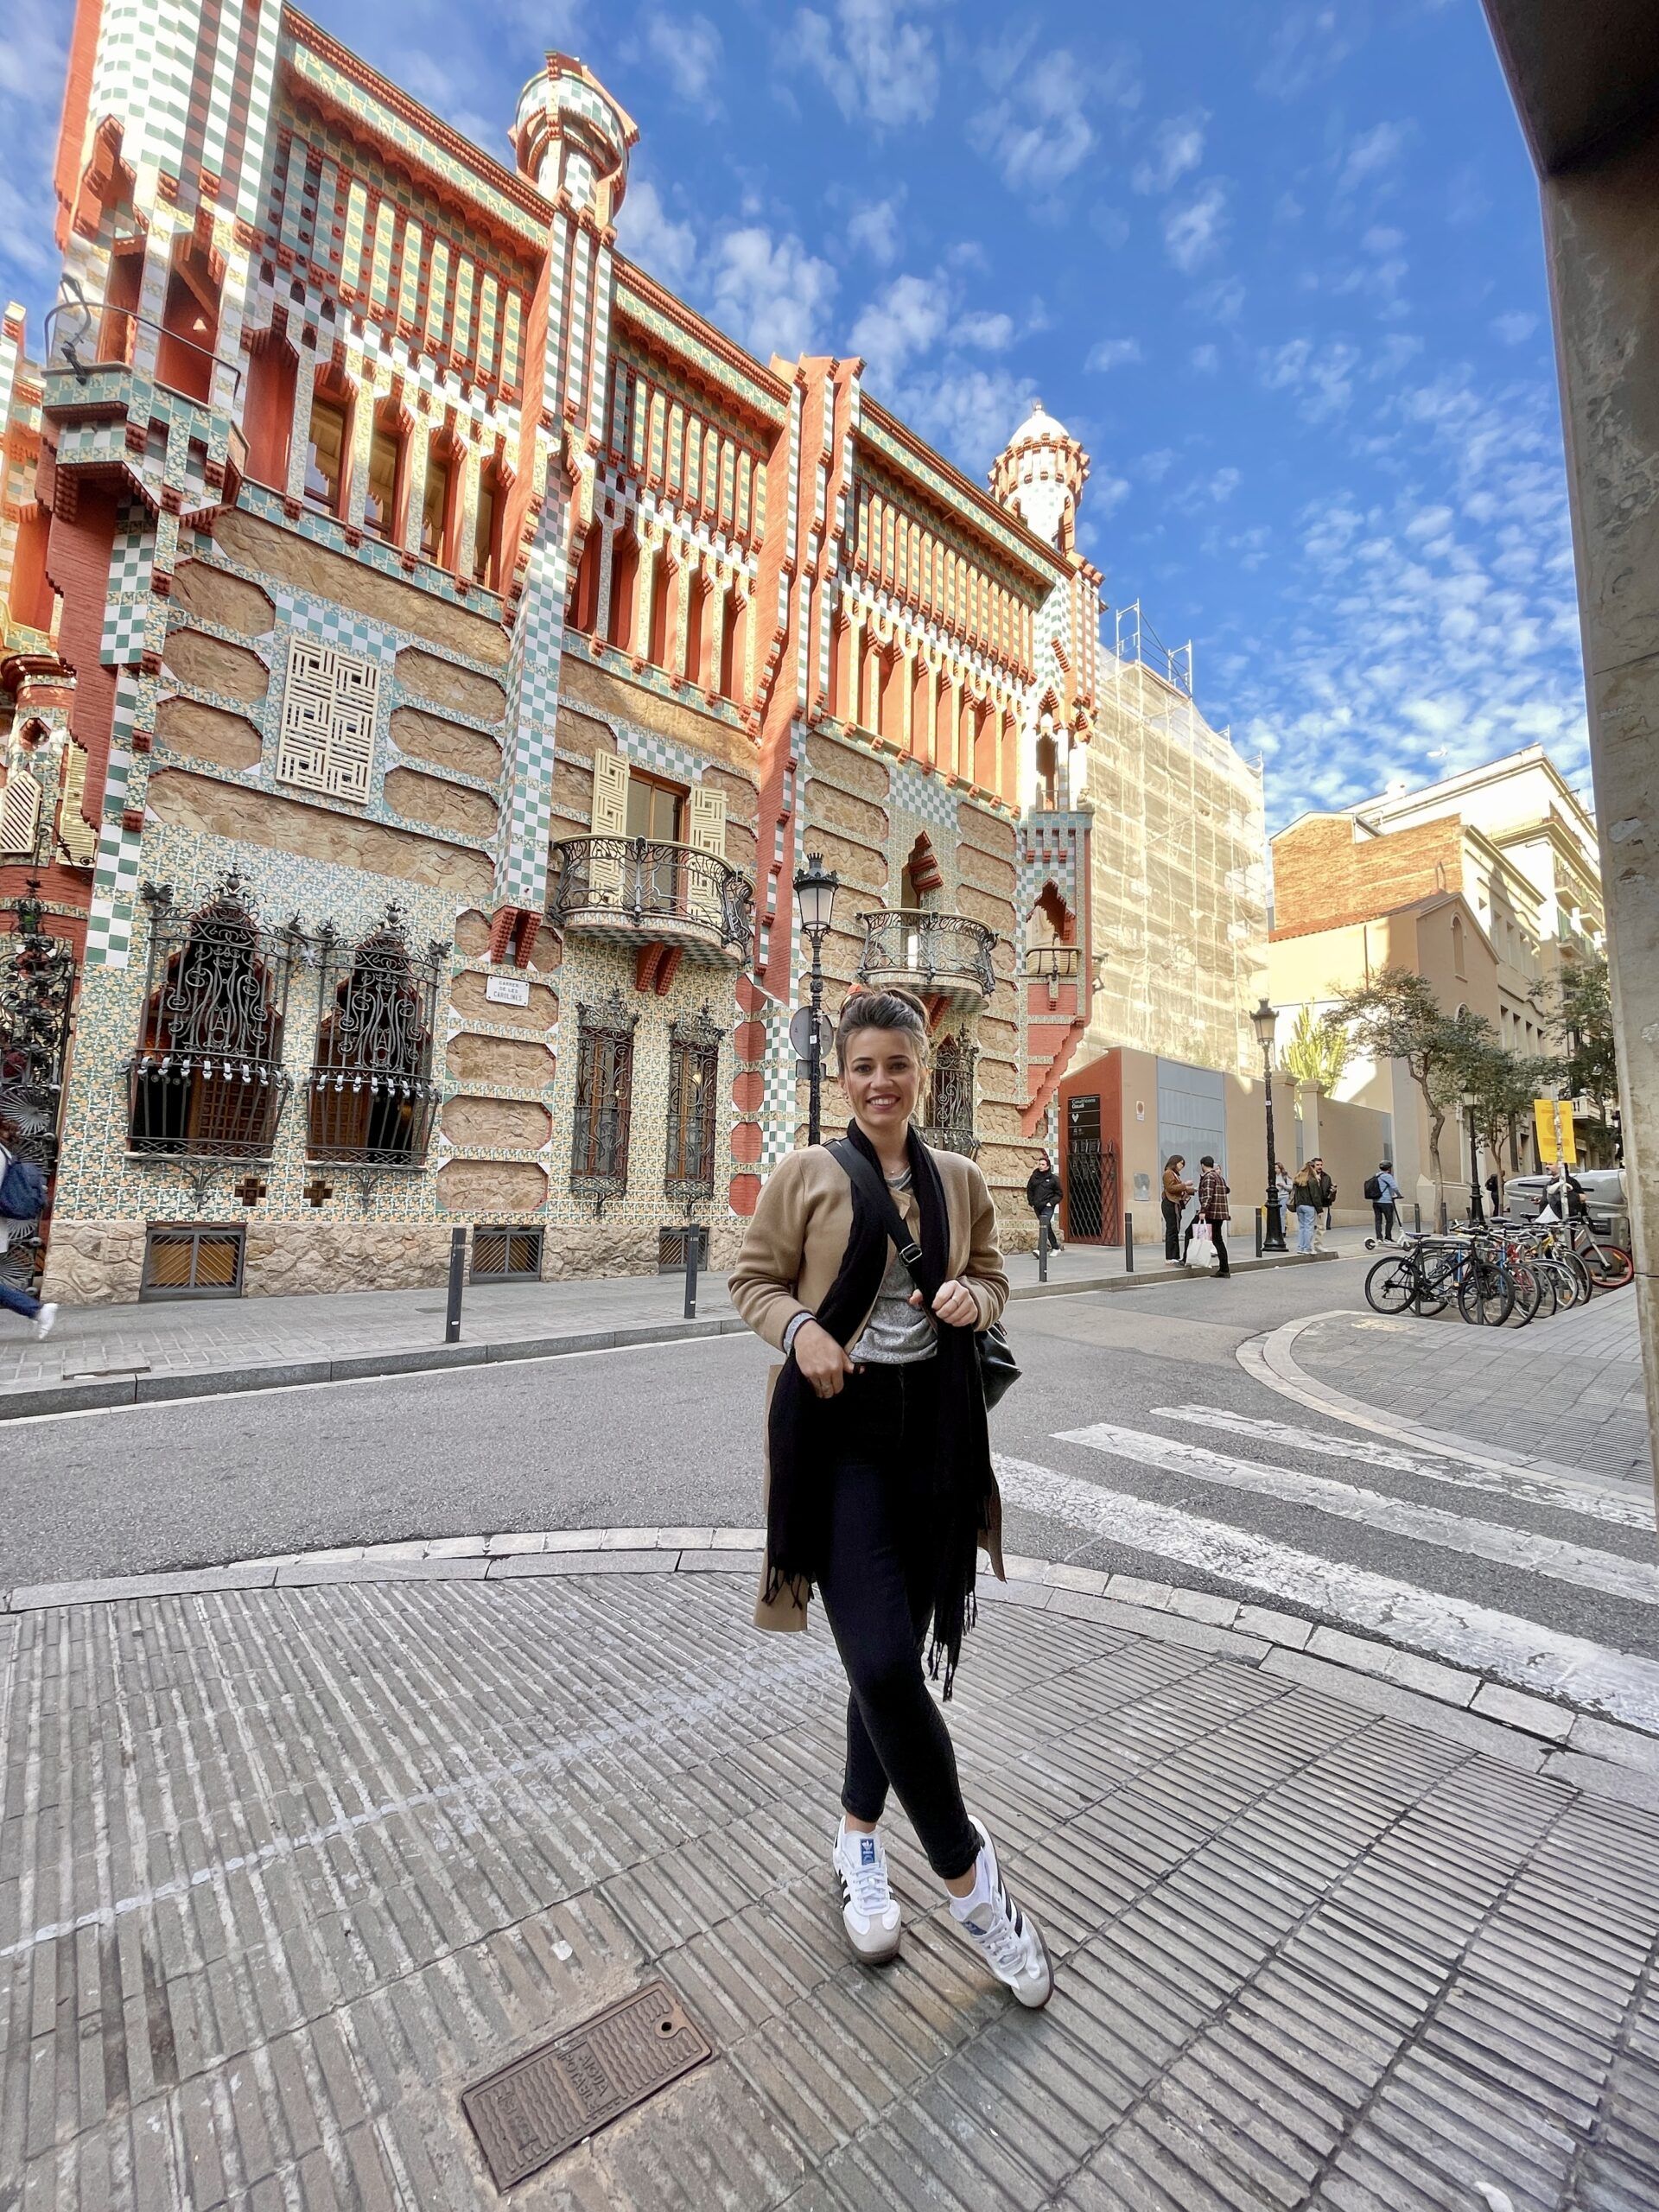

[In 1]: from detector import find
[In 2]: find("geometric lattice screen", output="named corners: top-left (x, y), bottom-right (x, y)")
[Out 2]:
top-left (276, 637), bottom-right (380, 804)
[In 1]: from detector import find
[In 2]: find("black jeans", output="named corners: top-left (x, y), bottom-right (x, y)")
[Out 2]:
top-left (814, 1359), bottom-right (979, 1882)
top-left (1162, 1198), bottom-right (1182, 1260)
top-left (1372, 1202), bottom-right (1395, 1239)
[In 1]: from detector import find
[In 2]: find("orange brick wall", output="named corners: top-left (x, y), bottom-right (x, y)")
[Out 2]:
top-left (1272, 814), bottom-right (1464, 937)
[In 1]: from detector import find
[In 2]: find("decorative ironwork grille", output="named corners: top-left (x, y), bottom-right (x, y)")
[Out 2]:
top-left (855, 910), bottom-right (996, 1000)
top-left (276, 637), bottom-right (379, 804)
top-left (548, 836), bottom-right (753, 961)
top-left (664, 1005), bottom-right (721, 1202)
top-left (308, 909), bottom-right (444, 1166)
top-left (0, 888), bottom-right (75, 1295)
top-left (570, 988), bottom-right (638, 1198)
top-left (126, 875), bottom-right (301, 1160)
top-left (924, 1033), bottom-right (979, 1157)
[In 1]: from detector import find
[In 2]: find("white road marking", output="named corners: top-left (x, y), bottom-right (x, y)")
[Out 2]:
top-left (1054, 1420), bottom-right (1659, 1611)
top-left (994, 1452), bottom-right (1659, 1733)
top-left (1151, 1404), bottom-right (1655, 1533)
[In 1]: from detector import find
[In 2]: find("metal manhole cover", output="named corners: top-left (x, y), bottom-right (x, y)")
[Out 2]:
top-left (461, 1978), bottom-right (713, 2190)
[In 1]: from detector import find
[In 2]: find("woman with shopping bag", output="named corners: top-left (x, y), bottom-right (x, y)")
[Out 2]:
top-left (1184, 1154), bottom-right (1232, 1279)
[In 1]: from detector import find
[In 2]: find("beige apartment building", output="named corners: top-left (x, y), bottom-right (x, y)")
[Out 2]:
top-left (1266, 747), bottom-right (1606, 1213)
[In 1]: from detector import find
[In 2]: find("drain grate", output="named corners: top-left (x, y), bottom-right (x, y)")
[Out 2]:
top-left (462, 1979), bottom-right (712, 2190)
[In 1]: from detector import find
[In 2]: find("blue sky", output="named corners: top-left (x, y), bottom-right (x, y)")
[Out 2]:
top-left (1, 1), bottom-right (1588, 828)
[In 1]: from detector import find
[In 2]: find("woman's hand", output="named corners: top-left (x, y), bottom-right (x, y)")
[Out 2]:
top-left (793, 1319), bottom-right (856, 1399)
top-left (912, 1278), bottom-right (978, 1329)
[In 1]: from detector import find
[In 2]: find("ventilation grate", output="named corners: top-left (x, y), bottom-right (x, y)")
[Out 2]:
top-left (658, 1226), bottom-right (709, 1271)
top-left (141, 1223), bottom-right (245, 1300)
top-left (471, 1226), bottom-right (544, 1282)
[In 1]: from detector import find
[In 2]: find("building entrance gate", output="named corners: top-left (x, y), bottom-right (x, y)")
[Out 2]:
top-left (0, 893), bottom-right (75, 1297)
top-left (1065, 1093), bottom-right (1121, 1243)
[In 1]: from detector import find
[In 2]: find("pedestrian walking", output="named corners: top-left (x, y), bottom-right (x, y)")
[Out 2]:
top-left (1292, 1160), bottom-right (1320, 1254)
top-left (729, 986), bottom-right (1053, 2007)
top-left (1025, 1150), bottom-right (1064, 1254)
top-left (1161, 1154), bottom-right (1193, 1262)
top-left (1365, 1160), bottom-right (1400, 1243)
top-left (0, 1116), bottom-right (57, 1337)
top-left (1185, 1154), bottom-right (1232, 1277)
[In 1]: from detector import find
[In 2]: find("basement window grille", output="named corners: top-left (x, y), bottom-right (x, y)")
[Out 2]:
top-left (658, 1226), bottom-right (709, 1272)
top-left (472, 1226), bottom-right (544, 1282)
top-left (141, 1222), bottom-right (246, 1300)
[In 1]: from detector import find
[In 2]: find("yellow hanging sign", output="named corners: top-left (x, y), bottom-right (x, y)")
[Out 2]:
top-left (1534, 1098), bottom-right (1578, 1166)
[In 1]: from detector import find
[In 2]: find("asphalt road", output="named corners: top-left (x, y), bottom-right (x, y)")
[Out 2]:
top-left (7, 1252), bottom-right (1657, 1688)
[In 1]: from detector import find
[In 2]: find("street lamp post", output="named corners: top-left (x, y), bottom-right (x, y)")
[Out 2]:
top-left (1250, 997), bottom-right (1288, 1252)
top-left (793, 849), bottom-right (839, 1147)
top-left (1462, 1089), bottom-right (1484, 1222)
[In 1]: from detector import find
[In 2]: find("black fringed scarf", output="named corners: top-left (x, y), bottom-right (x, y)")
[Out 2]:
top-left (764, 1122), bottom-right (999, 1698)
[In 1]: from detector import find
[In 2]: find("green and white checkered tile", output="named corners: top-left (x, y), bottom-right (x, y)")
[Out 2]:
top-left (101, 512), bottom-right (158, 665)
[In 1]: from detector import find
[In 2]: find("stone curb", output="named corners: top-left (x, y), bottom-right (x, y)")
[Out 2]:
top-left (0, 1251), bottom-right (1343, 1422)
top-left (1239, 1307), bottom-right (1649, 1500)
top-left (4, 1525), bottom-right (1656, 1808)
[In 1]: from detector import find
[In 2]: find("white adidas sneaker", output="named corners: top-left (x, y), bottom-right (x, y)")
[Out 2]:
top-left (950, 1816), bottom-right (1053, 2009)
top-left (832, 1818), bottom-right (902, 1964)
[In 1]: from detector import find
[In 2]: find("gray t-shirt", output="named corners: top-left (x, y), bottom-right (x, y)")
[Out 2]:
top-left (851, 1168), bottom-right (938, 1365)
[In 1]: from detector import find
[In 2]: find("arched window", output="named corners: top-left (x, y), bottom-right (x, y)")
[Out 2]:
top-left (156, 235), bottom-right (221, 402)
top-left (607, 527), bottom-right (639, 648)
top-left (126, 875), bottom-right (300, 1158)
top-left (303, 368), bottom-right (353, 517)
top-left (566, 524), bottom-right (601, 634)
top-left (364, 401), bottom-right (408, 541)
top-left (242, 332), bottom-right (298, 490)
top-left (718, 591), bottom-right (745, 701)
top-left (419, 431), bottom-right (459, 567)
top-left (472, 461), bottom-right (506, 588)
top-left (925, 1033), bottom-right (978, 1156)
top-left (308, 910), bottom-right (442, 1166)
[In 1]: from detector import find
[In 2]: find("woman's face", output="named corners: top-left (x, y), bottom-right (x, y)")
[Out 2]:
top-left (840, 1027), bottom-right (924, 1138)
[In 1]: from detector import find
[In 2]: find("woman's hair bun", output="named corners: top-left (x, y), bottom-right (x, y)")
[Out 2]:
top-left (835, 984), bottom-right (930, 1059)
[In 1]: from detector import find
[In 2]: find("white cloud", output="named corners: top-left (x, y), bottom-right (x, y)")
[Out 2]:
top-left (974, 44), bottom-right (1104, 199)
top-left (796, 0), bottom-right (939, 128)
top-left (616, 180), bottom-right (700, 291)
top-left (890, 366), bottom-right (1037, 473)
top-left (1260, 336), bottom-right (1362, 423)
top-left (848, 194), bottom-right (904, 265)
top-left (1209, 467), bottom-right (1241, 502)
top-left (1086, 337), bottom-right (1143, 372)
top-left (1256, 4), bottom-right (1370, 99)
top-left (1190, 343), bottom-right (1220, 373)
top-left (850, 271), bottom-right (953, 385)
top-left (1139, 448), bottom-right (1178, 481)
top-left (645, 12), bottom-right (722, 108)
top-left (1492, 310), bottom-right (1539, 346)
top-left (952, 309), bottom-right (1015, 352)
top-left (1133, 113), bottom-right (1206, 195)
top-left (1337, 121), bottom-right (1410, 196)
top-left (710, 226), bottom-right (837, 359)
top-left (1164, 181), bottom-right (1230, 273)
top-left (1190, 275), bottom-right (1245, 324)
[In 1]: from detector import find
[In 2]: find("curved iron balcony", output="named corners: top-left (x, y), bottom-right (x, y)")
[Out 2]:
top-left (855, 909), bottom-right (997, 1013)
top-left (549, 836), bottom-right (754, 965)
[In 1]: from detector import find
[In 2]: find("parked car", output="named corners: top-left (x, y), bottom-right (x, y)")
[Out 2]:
top-left (1499, 1167), bottom-right (1627, 1234)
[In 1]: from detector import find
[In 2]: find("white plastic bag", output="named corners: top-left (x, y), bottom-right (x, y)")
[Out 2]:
top-left (1188, 1221), bottom-right (1218, 1270)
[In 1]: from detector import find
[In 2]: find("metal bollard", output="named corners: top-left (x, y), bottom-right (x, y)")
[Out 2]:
top-left (1255, 1206), bottom-right (1265, 1259)
top-left (1124, 1210), bottom-right (1135, 1272)
top-left (1414, 1201), bottom-right (1422, 1234)
top-left (1037, 1214), bottom-right (1049, 1283)
top-left (444, 1224), bottom-right (467, 1344)
top-left (683, 1225), bottom-right (699, 1319)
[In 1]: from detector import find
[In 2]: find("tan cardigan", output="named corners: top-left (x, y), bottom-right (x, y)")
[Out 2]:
top-left (729, 1140), bottom-right (1011, 1631)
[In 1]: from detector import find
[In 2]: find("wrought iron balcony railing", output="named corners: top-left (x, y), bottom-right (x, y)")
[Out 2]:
top-left (855, 909), bottom-right (997, 1008)
top-left (549, 836), bottom-right (753, 964)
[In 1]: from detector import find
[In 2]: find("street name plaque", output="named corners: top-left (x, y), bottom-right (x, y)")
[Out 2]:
top-left (461, 1978), bottom-right (712, 2190)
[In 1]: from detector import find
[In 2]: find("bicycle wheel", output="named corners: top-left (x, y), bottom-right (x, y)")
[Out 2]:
top-left (1413, 1252), bottom-right (1454, 1316)
top-left (1581, 1241), bottom-right (1635, 1291)
top-left (1364, 1256), bottom-right (1416, 1314)
top-left (1459, 1263), bottom-right (1514, 1326)
top-left (1565, 1254), bottom-right (1595, 1304)
top-left (1505, 1262), bottom-right (1543, 1325)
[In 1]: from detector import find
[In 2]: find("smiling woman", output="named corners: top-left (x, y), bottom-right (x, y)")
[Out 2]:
top-left (728, 984), bottom-right (1056, 2011)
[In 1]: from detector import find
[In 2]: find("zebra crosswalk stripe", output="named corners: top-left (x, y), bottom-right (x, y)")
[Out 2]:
top-left (1054, 1421), bottom-right (1659, 1610)
top-left (993, 1452), bottom-right (1659, 1734)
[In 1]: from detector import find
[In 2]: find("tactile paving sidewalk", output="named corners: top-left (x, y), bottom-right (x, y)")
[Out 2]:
top-left (3, 1567), bottom-right (1656, 2209)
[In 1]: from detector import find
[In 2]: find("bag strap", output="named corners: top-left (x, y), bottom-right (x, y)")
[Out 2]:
top-left (827, 1138), bottom-right (930, 1297)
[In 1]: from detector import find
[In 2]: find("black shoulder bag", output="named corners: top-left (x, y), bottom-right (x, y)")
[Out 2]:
top-left (829, 1140), bottom-right (1020, 1410)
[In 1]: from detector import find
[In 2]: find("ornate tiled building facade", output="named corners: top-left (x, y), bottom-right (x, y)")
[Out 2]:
top-left (0, 3), bottom-right (1254, 1304)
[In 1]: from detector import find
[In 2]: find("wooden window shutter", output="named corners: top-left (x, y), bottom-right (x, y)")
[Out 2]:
top-left (0, 768), bottom-right (42, 859)
top-left (686, 783), bottom-right (726, 923)
top-left (589, 749), bottom-right (630, 899)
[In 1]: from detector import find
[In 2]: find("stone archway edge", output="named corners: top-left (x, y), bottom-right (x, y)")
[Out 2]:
top-left (1239, 1308), bottom-right (1632, 1498)
top-left (3, 1524), bottom-right (1656, 1810)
